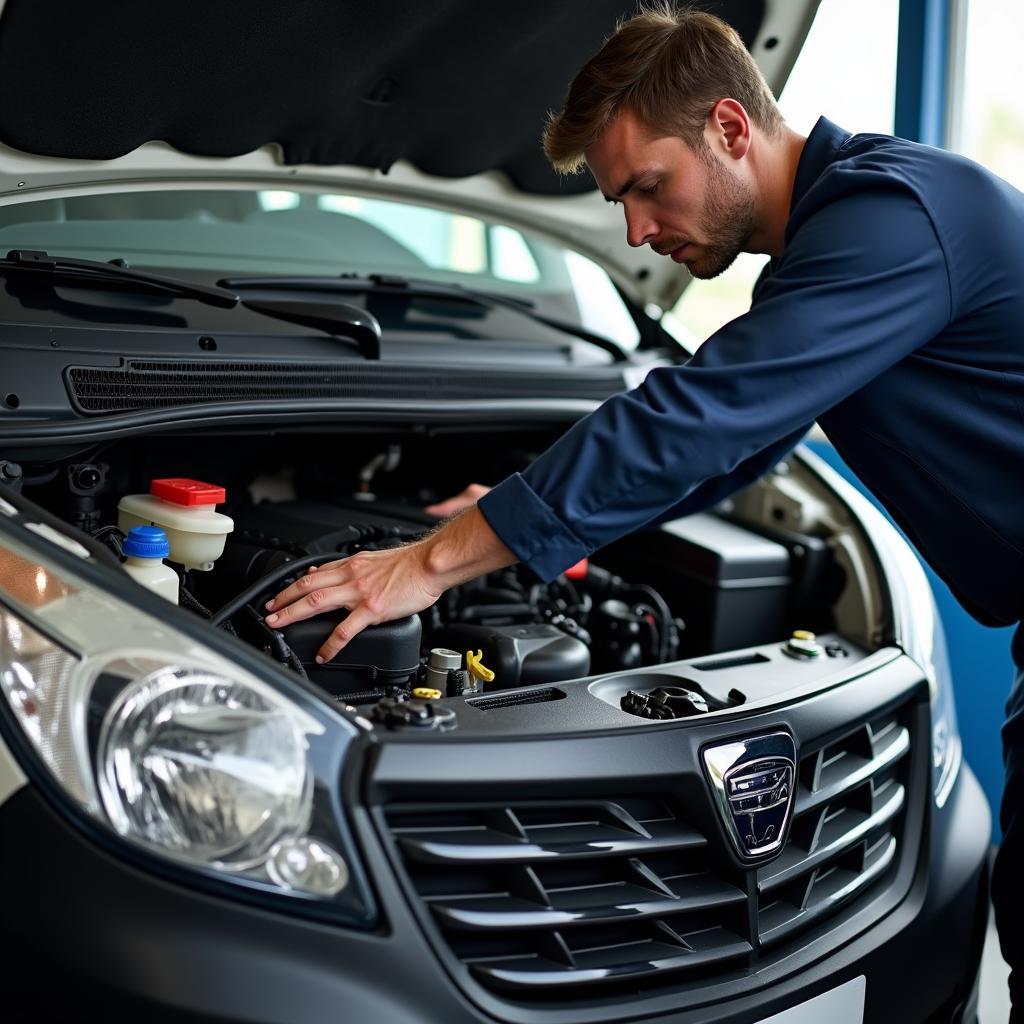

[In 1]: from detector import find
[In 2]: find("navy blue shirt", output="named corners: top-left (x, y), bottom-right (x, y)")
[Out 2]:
top-left (479, 118), bottom-right (1024, 626)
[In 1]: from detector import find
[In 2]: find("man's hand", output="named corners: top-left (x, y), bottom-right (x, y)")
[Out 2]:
top-left (424, 483), bottom-right (491, 517)
top-left (263, 506), bottom-right (516, 663)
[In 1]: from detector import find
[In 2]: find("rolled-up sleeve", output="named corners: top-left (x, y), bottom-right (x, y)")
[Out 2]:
top-left (478, 182), bottom-right (952, 582)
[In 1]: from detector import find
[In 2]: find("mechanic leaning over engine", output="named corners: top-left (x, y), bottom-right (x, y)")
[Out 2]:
top-left (264, 4), bottom-right (1024, 1011)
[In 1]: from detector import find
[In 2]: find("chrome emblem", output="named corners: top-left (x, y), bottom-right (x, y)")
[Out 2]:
top-left (702, 732), bottom-right (796, 862)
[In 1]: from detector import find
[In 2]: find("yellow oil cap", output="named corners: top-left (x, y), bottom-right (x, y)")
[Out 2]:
top-left (791, 629), bottom-right (816, 642)
top-left (412, 687), bottom-right (443, 700)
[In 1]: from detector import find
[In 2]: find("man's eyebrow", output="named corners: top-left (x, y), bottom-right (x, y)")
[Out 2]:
top-left (602, 171), bottom-right (648, 203)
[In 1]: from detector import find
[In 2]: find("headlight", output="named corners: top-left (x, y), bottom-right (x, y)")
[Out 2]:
top-left (0, 532), bottom-right (373, 922)
top-left (97, 665), bottom-right (312, 869)
top-left (922, 610), bottom-right (962, 809)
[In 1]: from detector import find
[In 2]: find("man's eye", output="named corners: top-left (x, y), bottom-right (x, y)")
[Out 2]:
top-left (640, 183), bottom-right (658, 196)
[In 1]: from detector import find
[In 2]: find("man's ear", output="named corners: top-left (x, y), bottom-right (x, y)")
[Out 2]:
top-left (706, 98), bottom-right (751, 161)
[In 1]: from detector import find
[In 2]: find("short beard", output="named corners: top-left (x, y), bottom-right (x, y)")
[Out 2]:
top-left (685, 146), bottom-right (758, 280)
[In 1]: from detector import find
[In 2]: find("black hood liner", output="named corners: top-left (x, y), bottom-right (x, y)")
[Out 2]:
top-left (0, 0), bottom-right (763, 196)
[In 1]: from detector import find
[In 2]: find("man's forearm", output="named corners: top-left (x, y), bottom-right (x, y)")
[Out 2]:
top-left (421, 505), bottom-right (518, 588)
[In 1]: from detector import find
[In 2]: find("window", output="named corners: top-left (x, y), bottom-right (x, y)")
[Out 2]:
top-left (0, 187), bottom-right (639, 349)
top-left (671, 0), bottom-right (900, 346)
top-left (953, 0), bottom-right (1024, 190)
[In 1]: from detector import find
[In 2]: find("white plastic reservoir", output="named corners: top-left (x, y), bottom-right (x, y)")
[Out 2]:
top-left (118, 478), bottom-right (233, 571)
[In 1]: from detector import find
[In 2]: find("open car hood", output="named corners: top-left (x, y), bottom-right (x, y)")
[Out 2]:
top-left (0, 0), bottom-right (818, 310)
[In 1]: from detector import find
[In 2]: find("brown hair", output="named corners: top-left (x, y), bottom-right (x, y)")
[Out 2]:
top-left (543, 2), bottom-right (783, 174)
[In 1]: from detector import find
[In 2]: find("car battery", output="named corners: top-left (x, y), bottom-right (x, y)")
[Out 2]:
top-left (601, 512), bottom-right (793, 656)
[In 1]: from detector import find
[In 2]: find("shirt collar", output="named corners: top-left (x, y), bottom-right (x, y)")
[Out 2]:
top-left (755, 118), bottom-right (853, 293)
top-left (790, 116), bottom-right (853, 215)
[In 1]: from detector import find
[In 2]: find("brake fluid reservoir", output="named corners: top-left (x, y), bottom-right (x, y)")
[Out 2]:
top-left (118, 478), bottom-right (233, 571)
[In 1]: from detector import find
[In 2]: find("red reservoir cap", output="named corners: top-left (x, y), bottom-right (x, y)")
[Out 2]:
top-left (151, 478), bottom-right (226, 506)
top-left (564, 557), bottom-right (589, 581)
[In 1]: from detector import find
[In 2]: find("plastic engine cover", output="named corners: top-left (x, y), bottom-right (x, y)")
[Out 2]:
top-left (434, 623), bottom-right (590, 690)
top-left (281, 613), bottom-right (421, 697)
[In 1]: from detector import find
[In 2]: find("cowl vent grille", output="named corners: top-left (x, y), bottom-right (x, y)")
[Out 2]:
top-left (66, 360), bottom-right (625, 413)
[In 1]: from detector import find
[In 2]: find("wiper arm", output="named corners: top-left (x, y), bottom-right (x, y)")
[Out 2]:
top-left (241, 298), bottom-right (381, 360)
top-left (1, 249), bottom-right (239, 308)
top-left (2, 251), bottom-right (379, 356)
top-left (220, 273), bottom-right (632, 364)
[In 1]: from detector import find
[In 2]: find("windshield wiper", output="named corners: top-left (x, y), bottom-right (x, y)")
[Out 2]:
top-left (1, 251), bottom-right (380, 357)
top-left (1, 250), bottom-right (239, 308)
top-left (220, 273), bottom-right (632, 364)
top-left (241, 298), bottom-right (381, 360)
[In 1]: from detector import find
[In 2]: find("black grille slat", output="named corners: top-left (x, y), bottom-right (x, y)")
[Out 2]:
top-left (66, 360), bottom-right (626, 413)
top-left (470, 929), bottom-right (752, 991)
top-left (431, 873), bottom-right (746, 931)
top-left (396, 817), bottom-right (706, 865)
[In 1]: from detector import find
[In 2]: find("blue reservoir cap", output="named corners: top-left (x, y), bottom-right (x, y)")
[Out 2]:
top-left (123, 525), bottom-right (170, 559)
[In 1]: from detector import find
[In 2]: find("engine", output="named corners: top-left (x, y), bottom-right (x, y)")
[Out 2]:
top-left (191, 496), bottom-right (682, 702)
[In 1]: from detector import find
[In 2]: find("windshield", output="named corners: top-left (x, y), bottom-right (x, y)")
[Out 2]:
top-left (0, 187), bottom-right (640, 351)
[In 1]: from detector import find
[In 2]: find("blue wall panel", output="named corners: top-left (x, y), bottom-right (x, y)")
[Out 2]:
top-left (895, 0), bottom-right (950, 145)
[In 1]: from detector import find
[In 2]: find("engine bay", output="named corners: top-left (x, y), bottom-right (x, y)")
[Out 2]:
top-left (1, 426), bottom-right (882, 722)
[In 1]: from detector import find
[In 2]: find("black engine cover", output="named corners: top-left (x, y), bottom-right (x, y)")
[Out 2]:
top-left (434, 623), bottom-right (590, 690)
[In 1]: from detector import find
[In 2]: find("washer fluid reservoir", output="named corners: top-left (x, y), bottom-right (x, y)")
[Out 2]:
top-left (121, 526), bottom-right (179, 603)
top-left (118, 478), bottom-right (233, 571)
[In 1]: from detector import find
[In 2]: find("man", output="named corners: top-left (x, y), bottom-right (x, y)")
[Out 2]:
top-left (264, 5), bottom-right (1024, 1010)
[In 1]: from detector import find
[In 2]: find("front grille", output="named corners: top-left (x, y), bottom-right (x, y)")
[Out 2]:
top-left (757, 709), bottom-right (911, 947)
top-left (65, 360), bottom-right (626, 413)
top-left (386, 797), bottom-right (750, 995)
top-left (381, 700), bottom-right (919, 1004)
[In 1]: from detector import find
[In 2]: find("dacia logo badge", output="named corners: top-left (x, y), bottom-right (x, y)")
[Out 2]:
top-left (702, 732), bottom-right (797, 862)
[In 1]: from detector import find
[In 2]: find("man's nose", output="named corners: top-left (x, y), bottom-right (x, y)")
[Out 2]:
top-left (624, 205), bottom-right (658, 248)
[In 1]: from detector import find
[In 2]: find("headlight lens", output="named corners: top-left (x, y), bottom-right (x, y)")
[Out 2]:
top-left (924, 610), bottom-right (962, 808)
top-left (0, 533), bottom-right (373, 923)
top-left (98, 667), bottom-right (312, 868)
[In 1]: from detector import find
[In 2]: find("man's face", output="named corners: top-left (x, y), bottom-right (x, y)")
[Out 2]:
top-left (586, 107), bottom-right (757, 280)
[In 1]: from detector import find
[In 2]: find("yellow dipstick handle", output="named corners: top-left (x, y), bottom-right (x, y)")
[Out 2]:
top-left (412, 687), bottom-right (443, 700)
top-left (466, 650), bottom-right (495, 684)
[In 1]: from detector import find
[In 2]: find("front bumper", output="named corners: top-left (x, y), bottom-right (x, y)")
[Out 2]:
top-left (0, 653), bottom-right (991, 1024)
